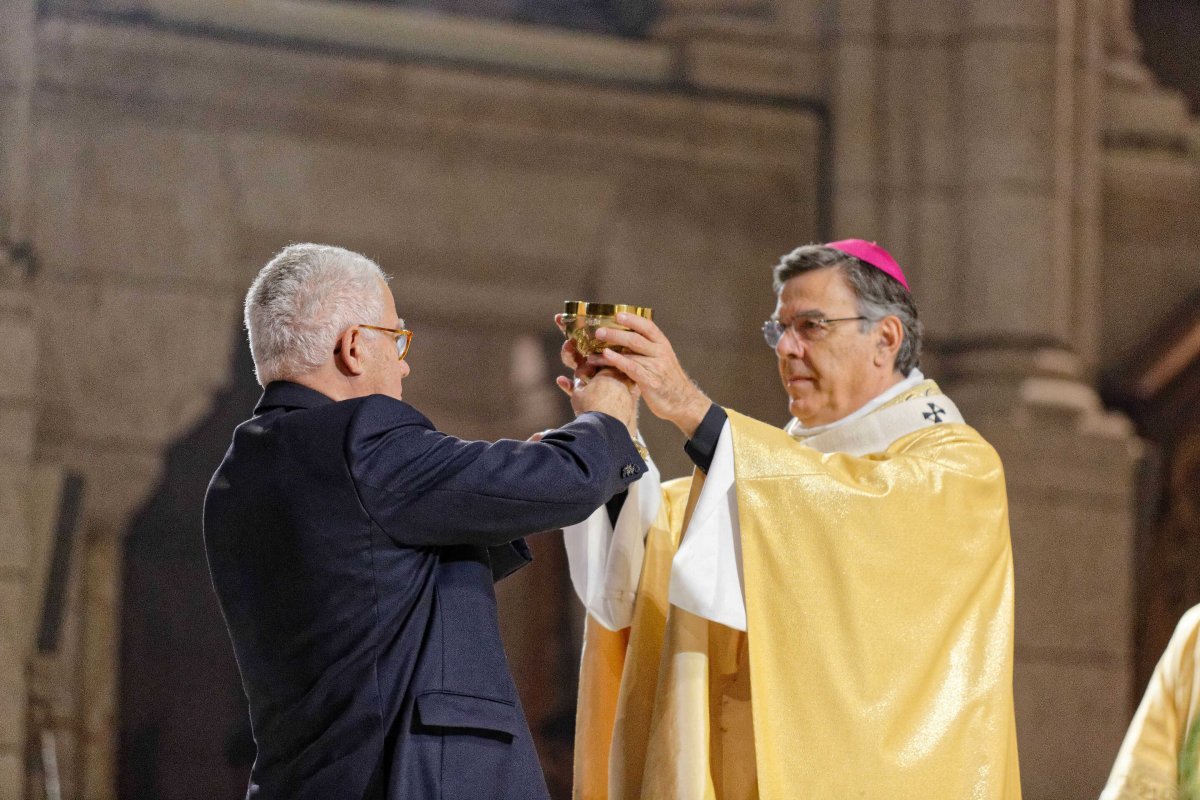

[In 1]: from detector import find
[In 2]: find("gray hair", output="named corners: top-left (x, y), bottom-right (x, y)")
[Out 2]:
top-left (772, 244), bottom-right (923, 375)
top-left (244, 243), bottom-right (389, 386)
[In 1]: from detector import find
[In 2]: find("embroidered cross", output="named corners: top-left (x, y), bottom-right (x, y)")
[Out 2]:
top-left (923, 403), bottom-right (946, 423)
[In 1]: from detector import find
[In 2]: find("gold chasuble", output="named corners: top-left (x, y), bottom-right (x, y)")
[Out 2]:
top-left (1101, 605), bottom-right (1200, 800)
top-left (574, 381), bottom-right (1020, 800)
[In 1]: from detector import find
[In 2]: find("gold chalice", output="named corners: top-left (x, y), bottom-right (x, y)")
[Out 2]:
top-left (562, 300), bottom-right (653, 356)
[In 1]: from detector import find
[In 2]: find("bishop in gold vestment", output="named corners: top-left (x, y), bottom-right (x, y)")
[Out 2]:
top-left (560, 240), bottom-right (1021, 799)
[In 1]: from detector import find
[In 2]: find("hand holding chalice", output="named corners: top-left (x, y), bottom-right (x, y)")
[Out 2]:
top-left (555, 301), bottom-right (652, 439)
top-left (561, 300), bottom-right (654, 356)
top-left (557, 300), bottom-right (711, 440)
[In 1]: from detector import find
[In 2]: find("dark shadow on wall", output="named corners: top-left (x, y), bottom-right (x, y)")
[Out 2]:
top-left (1101, 290), bottom-right (1200, 699)
top-left (117, 330), bottom-right (259, 800)
top-left (1135, 0), bottom-right (1200, 115)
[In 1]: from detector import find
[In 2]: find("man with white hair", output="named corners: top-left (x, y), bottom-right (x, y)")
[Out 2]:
top-left (562, 240), bottom-right (1020, 799)
top-left (204, 243), bottom-right (646, 800)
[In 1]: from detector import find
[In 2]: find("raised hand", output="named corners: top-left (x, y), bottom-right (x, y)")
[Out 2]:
top-left (556, 368), bottom-right (639, 438)
top-left (555, 312), bottom-right (598, 380)
top-left (586, 313), bottom-right (711, 438)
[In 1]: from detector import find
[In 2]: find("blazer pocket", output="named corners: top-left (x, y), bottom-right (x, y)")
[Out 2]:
top-left (415, 690), bottom-right (519, 738)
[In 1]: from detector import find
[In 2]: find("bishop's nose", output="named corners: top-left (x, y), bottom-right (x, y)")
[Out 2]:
top-left (775, 330), bottom-right (807, 358)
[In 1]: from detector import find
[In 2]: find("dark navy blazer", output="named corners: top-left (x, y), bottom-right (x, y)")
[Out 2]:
top-left (203, 381), bottom-right (644, 800)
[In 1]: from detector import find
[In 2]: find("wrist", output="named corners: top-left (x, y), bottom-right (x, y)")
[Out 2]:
top-left (671, 391), bottom-right (712, 439)
top-left (630, 436), bottom-right (649, 461)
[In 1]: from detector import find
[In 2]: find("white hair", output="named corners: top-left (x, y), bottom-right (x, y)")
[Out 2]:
top-left (244, 243), bottom-right (389, 386)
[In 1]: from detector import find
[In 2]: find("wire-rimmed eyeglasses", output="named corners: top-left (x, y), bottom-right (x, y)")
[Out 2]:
top-left (761, 316), bottom-right (868, 348)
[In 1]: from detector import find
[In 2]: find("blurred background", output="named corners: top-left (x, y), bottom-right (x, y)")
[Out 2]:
top-left (1, 0), bottom-right (1198, 797)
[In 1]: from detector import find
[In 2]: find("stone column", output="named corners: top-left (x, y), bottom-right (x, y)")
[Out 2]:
top-left (0, 0), bottom-right (35, 248)
top-left (824, 0), bottom-right (1111, 355)
top-left (824, 1), bottom-right (1141, 797)
top-left (828, 0), bottom-right (885, 244)
top-left (1098, 0), bottom-right (1199, 357)
top-left (0, 2), bottom-right (37, 798)
top-left (945, 3), bottom-right (1138, 798)
top-left (0, 280), bottom-right (36, 800)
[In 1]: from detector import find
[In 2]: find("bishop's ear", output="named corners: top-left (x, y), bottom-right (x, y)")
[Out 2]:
top-left (334, 325), bottom-right (368, 377)
top-left (875, 316), bottom-right (904, 366)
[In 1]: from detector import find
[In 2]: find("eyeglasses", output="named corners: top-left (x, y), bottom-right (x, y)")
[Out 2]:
top-left (761, 316), bottom-right (868, 348)
top-left (359, 323), bottom-right (413, 361)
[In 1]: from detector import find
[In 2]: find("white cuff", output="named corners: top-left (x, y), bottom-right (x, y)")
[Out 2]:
top-left (668, 421), bottom-right (747, 631)
top-left (563, 451), bottom-right (661, 631)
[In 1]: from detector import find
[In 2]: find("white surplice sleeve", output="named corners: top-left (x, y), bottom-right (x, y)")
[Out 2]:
top-left (667, 420), bottom-right (748, 631)
top-left (563, 448), bottom-right (661, 631)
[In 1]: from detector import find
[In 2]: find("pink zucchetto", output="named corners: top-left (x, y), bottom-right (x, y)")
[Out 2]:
top-left (825, 239), bottom-right (909, 291)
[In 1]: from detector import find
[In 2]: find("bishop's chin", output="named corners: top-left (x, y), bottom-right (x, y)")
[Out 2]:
top-left (788, 400), bottom-right (815, 424)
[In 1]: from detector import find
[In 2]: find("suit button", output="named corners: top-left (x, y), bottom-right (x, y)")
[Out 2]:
top-left (621, 465), bottom-right (637, 479)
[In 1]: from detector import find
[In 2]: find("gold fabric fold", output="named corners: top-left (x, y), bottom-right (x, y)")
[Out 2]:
top-left (1102, 605), bottom-right (1200, 800)
top-left (575, 386), bottom-right (1020, 800)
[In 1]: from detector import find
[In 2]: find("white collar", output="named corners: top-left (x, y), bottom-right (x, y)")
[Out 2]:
top-left (785, 369), bottom-right (926, 439)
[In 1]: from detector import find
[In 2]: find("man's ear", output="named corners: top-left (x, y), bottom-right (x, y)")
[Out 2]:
top-left (334, 326), bottom-right (368, 377)
top-left (876, 316), bottom-right (903, 366)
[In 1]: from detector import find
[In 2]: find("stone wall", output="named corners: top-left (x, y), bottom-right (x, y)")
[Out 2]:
top-left (13, 9), bottom-right (823, 797)
top-left (0, 0), bottom-right (1196, 798)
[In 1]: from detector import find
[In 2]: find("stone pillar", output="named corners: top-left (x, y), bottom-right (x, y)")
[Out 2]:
top-left (945, 4), bottom-right (1138, 798)
top-left (824, 0), bottom-right (1112, 352)
top-left (948, 0), bottom-right (1108, 347)
top-left (0, 0), bottom-right (35, 247)
top-left (1098, 3), bottom-right (1199, 359)
top-left (828, 0), bottom-right (884, 245)
top-left (0, 2), bottom-right (37, 798)
top-left (825, 0), bottom-right (976, 337)
top-left (824, 1), bottom-right (1141, 797)
top-left (0, 280), bottom-right (36, 800)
